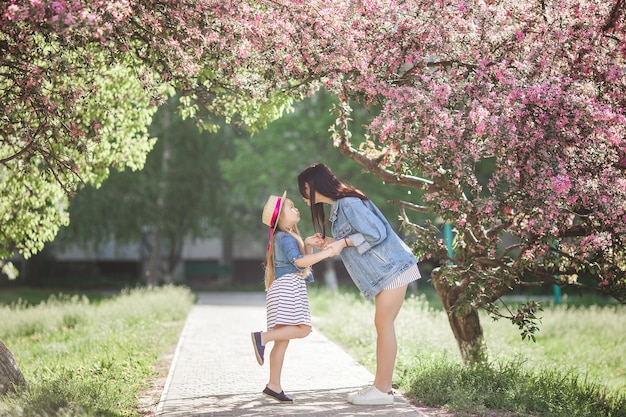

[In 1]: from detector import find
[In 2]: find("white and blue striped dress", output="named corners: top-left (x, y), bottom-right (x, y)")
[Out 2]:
top-left (266, 273), bottom-right (311, 330)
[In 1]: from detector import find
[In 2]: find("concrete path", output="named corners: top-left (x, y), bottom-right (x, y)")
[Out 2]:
top-left (155, 292), bottom-right (445, 417)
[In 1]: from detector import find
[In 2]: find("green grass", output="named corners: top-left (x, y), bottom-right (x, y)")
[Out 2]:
top-left (0, 285), bottom-right (195, 417)
top-left (308, 286), bottom-right (626, 417)
top-left (0, 288), bottom-right (110, 307)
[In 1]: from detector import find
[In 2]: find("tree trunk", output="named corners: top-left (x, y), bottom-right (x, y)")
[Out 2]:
top-left (0, 341), bottom-right (25, 395)
top-left (166, 237), bottom-right (185, 284)
top-left (144, 227), bottom-right (162, 286)
top-left (431, 268), bottom-right (488, 364)
top-left (219, 228), bottom-right (234, 285)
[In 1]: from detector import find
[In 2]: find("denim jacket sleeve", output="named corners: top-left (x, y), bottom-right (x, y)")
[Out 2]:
top-left (339, 198), bottom-right (388, 255)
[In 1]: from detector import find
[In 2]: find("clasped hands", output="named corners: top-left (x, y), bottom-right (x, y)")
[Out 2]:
top-left (304, 233), bottom-right (346, 257)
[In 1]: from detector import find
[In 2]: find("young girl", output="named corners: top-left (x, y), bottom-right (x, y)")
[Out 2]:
top-left (251, 191), bottom-right (332, 403)
top-left (297, 163), bottom-right (422, 406)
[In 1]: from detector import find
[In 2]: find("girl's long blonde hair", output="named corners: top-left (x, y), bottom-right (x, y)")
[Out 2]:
top-left (264, 220), bottom-right (311, 291)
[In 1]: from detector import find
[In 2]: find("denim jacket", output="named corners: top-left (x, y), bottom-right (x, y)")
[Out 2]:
top-left (330, 197), bottom-right (417, 299)
top-left (273, 231), bottom-right (314, 283)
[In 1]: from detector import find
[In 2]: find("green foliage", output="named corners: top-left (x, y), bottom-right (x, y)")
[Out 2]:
top-left (1, 45), bottom-right (159, 262)
top-left (59, 89), bottom-right (426, 267)
top-left (0, 286), bottom-right (194, 417)
top-left (510, 301), bottom-right (543, 342)
top-left (230, 90), bottom-right (299, 134)
top-left (57, 95), bottom-right (235, 252)
top-left (0, 289), bottom-right (106, 308)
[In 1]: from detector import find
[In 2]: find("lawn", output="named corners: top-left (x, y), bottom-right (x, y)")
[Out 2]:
top-left (308, 285), bottom-right (626, 417)
top-left (0, 283), bottom-right (623, 416)
top-left (0, 285), bottom-right (195, 417)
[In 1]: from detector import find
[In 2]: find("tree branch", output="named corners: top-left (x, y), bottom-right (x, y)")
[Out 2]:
top-left (327, 99), bottom-right (439, 192)
top-left (602, 0), bottom-right (625, 32)
top-left (388, 199), bottom-right (430, 213)
top-left (336, 136), bottom-right (443, 193)
top-left (0, 139), bottom-right (36, 165)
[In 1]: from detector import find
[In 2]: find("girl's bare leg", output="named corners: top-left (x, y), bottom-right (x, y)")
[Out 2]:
top-left (373, 284), bottom-right (408, 393)
top-left (262, 324), bottom-right (311, 393)
top-left (261, 324), bottom-right (311, 345)
top-left (267, 339), bottom-right (289, 393)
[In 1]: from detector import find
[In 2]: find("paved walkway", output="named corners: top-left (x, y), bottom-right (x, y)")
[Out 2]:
top-left (155, 292), bottom-right (446, 417)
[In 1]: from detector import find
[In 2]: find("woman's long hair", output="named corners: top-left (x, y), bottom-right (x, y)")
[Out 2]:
top-left (297, 163), bottom-right (367, 237)
top-left (264, 206), bottom-right (310, 291)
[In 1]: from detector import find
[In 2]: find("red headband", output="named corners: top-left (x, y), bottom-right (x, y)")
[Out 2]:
top-left (267, 197), bottom-right (283, 253)
top-left (269, 197), bottom-right (282, 228)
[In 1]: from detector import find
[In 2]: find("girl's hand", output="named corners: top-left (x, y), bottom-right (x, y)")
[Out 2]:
top-left (305, 234), bottom-right (326, 248)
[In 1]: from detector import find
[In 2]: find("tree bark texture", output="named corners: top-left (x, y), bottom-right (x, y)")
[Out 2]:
top-left (431, 268), bottom-right (488, 364)
top-left (0, 340), bottom-right (26, 395)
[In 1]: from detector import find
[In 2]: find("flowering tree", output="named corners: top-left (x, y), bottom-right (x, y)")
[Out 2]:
top-left (321, 0), bottom-right (626, 362)
top-left (1, 0), bottom-right (625, 389)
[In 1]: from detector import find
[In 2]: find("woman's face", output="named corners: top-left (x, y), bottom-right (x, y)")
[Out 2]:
top-left (302, 182), bottom-right (321, 207)
top-left (301, 182), bottom-right (330, 206)
top-left (301, 183), bottom-right (312, 206)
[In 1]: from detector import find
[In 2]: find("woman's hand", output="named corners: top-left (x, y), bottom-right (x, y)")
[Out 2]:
top-left (325, 239), bottom-right (346, 257)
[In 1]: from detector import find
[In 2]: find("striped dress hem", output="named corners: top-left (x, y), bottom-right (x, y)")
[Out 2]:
top-left (383, 263), bottom-right (422, 291)
top-left (266, 272), bottom-right (311, 331)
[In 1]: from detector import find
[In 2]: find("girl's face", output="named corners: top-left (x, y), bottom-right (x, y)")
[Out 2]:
top-left (280, 199), bottom-right (300, 225)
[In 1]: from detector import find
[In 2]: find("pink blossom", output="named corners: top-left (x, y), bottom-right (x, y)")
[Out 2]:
top-left (5, 5), bottom-right (20, 20)
top-left (51, 1), bottom-right (66, 14)
top-left (550, 175), bottom-right (572, 195)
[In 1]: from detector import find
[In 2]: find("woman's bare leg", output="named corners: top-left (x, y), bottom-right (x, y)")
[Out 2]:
top-left (373, 284), bottom-right (408, 393)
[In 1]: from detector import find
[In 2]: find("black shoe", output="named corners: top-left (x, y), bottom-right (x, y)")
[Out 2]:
top-left (263, 386), bottom-right (293, 403)
top-left (251, 332), bottom-right (265, 365)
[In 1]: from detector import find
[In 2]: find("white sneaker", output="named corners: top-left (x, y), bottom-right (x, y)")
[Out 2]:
top-left (349, 385), bottom-right (394, 405)
top-left (347, 385), bottom-right (374, 403)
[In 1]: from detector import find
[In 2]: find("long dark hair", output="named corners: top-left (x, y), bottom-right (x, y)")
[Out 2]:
top-left (297, 163), bottom-right (367, 237)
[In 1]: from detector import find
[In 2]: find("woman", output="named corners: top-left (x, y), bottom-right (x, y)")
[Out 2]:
top-left (297, 163), bottom-right (421, 406)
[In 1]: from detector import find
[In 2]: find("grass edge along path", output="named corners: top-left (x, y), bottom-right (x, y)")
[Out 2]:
top-left (0, 285), bottom-right (195, 417)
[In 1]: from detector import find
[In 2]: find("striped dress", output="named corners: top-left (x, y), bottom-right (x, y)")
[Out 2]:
top-left (266, 273), bottom-right (311, 330)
